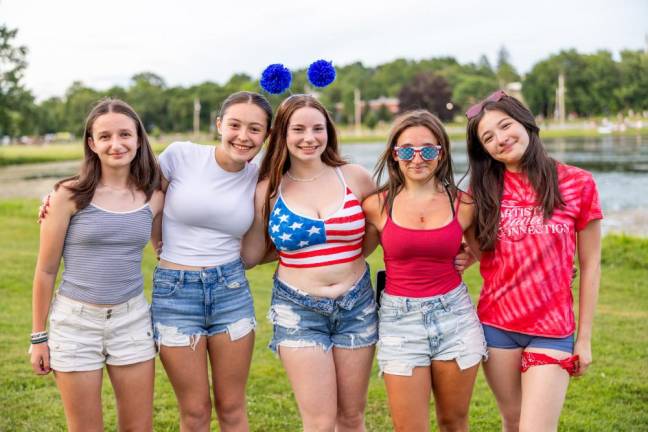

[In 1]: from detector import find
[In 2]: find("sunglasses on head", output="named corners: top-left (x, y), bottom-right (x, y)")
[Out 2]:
top-left (393, 145), bottom-right (441, 161)
top-left (465, 90), bottom-right (508, 119)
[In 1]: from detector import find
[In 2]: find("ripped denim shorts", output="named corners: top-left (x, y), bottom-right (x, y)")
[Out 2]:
top-left (268, 266), bottom-right (378, 354)
top-left (377, 283), bottom-right (487, 376)
top-left (151, 258), bottom-right (256, 348)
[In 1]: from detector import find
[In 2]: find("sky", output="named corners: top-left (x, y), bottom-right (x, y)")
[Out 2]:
top-left (2, 0), bottom-right (647, 101)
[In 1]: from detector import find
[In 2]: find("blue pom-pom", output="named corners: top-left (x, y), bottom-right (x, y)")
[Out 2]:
top-left (260, 64), bottom-right (292, 94)
top-left (307, 60), bottom-right (336, 88)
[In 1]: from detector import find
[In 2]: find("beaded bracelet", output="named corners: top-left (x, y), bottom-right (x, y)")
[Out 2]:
top-left (31, 331), bottom-right (48, 344)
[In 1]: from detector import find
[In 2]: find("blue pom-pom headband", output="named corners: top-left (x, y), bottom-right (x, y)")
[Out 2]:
top-left (260, 60), bottom-right (336, 95)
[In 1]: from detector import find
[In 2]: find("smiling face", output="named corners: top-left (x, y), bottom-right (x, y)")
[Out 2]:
top-left (88, 112), bottom-right (139, 170)
top-left (477, 109), bottom-right (530, 172)
top-left (217, 102), bottom-right (269, 164)
top-left (393, 125), bottom-right (441, 183)
top-left (285, 106), bottom-right (328, 162)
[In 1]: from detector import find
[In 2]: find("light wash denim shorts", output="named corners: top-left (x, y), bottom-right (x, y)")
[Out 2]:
top-left (377, 283), bottom-right (487, 376)
top-left (48, 292), bottom-right (155, 372)
top-left (268, 266), bottom-right (378, 353)
top-left (151, 258), bottom-right (255, 349)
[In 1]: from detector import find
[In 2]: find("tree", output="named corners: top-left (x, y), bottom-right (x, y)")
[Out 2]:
top-left (496, 46), bottom-right (521, 86)
top-left (398, 73), bottom-right (456, 121)
top-left (616, 50), bottom-right (648, 111)
top-left (0, 24), bottom-right (31, 136)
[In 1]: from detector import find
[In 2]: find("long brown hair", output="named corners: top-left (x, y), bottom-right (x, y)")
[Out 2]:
top-left (373, 110), bottom-right (457, 213)
top-left (466, 95), bottom-right (564, 251)
top-left (258, 95), bottom-right (346, 247)
top-left (55, 98), bottom-right (160, 209)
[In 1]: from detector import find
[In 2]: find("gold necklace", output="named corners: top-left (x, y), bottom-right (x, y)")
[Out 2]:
top-left (286, 167), bottom-right (327, 182)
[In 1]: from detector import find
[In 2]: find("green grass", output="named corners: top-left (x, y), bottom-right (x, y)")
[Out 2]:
top-left (1, 199), bottom-right (646, 431)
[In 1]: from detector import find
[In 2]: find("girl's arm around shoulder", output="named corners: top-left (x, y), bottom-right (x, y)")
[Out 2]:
top-left (457, 192), bottom-right (481, 263)
top-left (361, 192), bottom-right (385, 258)
top-left (573, 219), bottom-right (602, 376)
top-left (241, 179), bottom-right (274, 269)
top-left (149, 189), bottom-right (165, 257)
top-left (341, 164), bottom-right (376, 201)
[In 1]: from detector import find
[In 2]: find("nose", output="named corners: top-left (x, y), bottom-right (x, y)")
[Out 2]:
top-left (494, 130), bottom-right (509, 146)
top-left (237, 126), bottom-right (250, 142)
top-left (303, 129), bottom-right (315, 143)
top-left (412, 150), bottom-right (424, 163)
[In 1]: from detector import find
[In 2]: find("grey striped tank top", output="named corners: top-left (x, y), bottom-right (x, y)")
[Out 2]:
top-left (58, 203), bottom-right (153, 305)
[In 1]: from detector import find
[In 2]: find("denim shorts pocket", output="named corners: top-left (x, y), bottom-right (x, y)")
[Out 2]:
top-left (451, 295), bottom-right (476, 316)
top-left (50, 340), bottom-right (77, 353)
top-left (223, 270), bottom-right (248, 290)
top-left (378, 305), bottom-right (401, 323)
top-left (152, 277), bottom-right (180, 297)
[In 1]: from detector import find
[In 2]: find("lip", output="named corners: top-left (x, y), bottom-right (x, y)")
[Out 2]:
top-left (109, 152), bottom-right (128, 158)
top-left (231, 143), bottom-right (254, 152)
top-left (499, 142), bottom-right (515, 154)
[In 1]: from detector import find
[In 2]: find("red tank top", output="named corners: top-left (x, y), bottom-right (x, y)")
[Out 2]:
top-left (380, 191), bottom-right (463, 298)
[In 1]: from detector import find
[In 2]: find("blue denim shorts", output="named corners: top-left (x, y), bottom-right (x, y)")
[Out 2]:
top-left (483, 324), bottom-right (574, 354)
top-left (268, 267), bottom-right (378, 353)
top-left (151, 258), bottom-right (255, 348)
top-left (377, 283), bottom-right (487, 376)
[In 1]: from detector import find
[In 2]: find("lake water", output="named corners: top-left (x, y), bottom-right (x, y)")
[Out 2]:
top-left (1, 135), bottom-right (646, 236)
top-left (340, 135), bottom-right (648, 236)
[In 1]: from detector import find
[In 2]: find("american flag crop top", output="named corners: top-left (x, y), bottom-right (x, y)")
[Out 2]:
top-left (268, 168), bottom-right (365, 268)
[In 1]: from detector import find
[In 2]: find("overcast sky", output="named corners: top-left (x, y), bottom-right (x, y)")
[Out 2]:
top-left (3, 0), bottom-right (647, 100)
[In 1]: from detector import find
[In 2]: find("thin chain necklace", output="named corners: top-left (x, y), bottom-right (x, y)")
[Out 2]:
top-left (286, 167), bottom-right (328, 183)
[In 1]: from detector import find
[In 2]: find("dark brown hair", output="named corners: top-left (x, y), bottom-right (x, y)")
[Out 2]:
top-left (466, 95), bottom-right (564, 251)
top-left (218, 91), bottom-right (273, 130)
top-left (258, 94), bottom-right (346, 247)
top-left (373, 110), bottom-right (457, 212)
top-left (55, 98), bottom-right (160, 209)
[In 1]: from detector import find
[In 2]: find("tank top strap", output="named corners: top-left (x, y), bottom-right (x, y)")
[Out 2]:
top-left (334, 166), bottom-right (348, 191)
top-left (443, 183), bottom-right (456, 219)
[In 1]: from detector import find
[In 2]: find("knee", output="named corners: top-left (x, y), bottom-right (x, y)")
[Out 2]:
top-left (180, 400), bottom-right (212, 430)
top-left (502, 415), bottom-right (520, 432)
top-left (436, 412), bottom-right (469, 432)
top-left (336, 408), bottom-right (365, 430)
top-left (213, 395), bottom-right (246, 427)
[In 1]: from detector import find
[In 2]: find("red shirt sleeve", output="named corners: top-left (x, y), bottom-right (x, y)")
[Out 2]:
top-left (575, 172), bottom-right (603, 231)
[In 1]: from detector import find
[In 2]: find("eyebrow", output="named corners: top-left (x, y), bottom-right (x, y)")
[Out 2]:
top-left (480, 117), bottom-right (512, 141)
top-left (397, 142), bottom-right (436, 147)
top-left (226, 118), bottom-right (265, 127)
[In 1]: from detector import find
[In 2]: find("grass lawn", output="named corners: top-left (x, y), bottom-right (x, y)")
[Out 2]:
top-left (1, 199), bottom-right (646, 431)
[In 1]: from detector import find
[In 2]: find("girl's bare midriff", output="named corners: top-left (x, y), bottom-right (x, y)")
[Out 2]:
top-left (276, 256), bottom-right (367, 299)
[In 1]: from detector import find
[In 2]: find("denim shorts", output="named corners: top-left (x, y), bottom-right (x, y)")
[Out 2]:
top-left (268, 266), bottom-right (378, 353)
top-left (482, 324), bottom-right (574, 354)
top-left (377, 283), bottom-right (487, 376)
top-left (151, 258), bottom-right (255, 348)
top-left (48, 292), bottom-right (155, 372)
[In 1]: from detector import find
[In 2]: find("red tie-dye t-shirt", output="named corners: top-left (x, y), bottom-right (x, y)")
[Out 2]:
top-left (477, 163), bottom-right (603, 337)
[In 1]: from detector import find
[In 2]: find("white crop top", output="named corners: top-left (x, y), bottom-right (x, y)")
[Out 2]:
top-left (159, 141), bottom-right (258, 266)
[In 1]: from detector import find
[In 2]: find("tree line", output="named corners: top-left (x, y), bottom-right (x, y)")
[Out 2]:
top-left (1, 23), bottom-right (647, 138)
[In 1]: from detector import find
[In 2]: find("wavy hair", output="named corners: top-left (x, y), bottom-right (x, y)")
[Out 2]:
top-left (373, 110), bottom-right (457, 212)
top-left (258, 95), bottom-right (346, 248)
top-left (466, 95), bottom-right (564, 251)
top-left (55, 98), bottom-right (160, 209)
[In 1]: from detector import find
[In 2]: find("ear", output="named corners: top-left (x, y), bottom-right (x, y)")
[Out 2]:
top-left (87, 136), bottom-right (98, 153)
top-left (216, 117), bottom-right (222, 135)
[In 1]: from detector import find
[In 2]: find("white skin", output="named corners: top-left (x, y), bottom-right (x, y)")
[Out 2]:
top-left (476, 109), bottom-right (601, 432)
top-left (31, 112), bottom-right (165, 432)
top-left (242, 105), bottom-right (376, 432)
top-left (150, 101), bottom-right (270, 432)
top-left (362, 125), bottom-right (479, 432)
